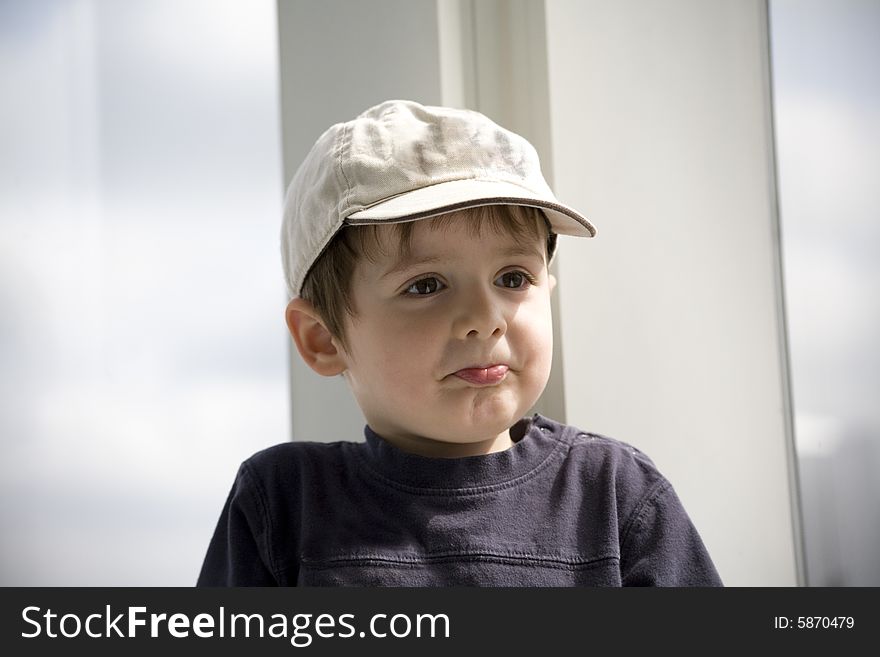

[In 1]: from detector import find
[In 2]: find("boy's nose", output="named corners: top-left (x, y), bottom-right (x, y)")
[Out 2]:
top-left (451, 285), bottom-right (507, 340)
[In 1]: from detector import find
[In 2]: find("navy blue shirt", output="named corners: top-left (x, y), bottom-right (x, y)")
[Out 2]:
top-left (197, 415), bottom-right (722, 586)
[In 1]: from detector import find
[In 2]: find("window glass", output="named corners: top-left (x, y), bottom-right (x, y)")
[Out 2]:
top-left (770, 0), bottom-right (880, 585)
top-left (0, 0), bottom-right (286, 584)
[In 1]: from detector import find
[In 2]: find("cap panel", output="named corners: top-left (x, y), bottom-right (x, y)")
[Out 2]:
top-left (281, 123), bottom-right (351, 296)
top-left (340, 101), bottom-right (554, 213)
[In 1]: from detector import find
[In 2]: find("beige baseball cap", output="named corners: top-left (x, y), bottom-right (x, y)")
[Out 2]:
top-left (281, 99), bottom-right (596, 297)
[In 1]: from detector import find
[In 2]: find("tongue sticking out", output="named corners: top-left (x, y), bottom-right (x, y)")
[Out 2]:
top-left (453, 365), bottom-right (509, 385)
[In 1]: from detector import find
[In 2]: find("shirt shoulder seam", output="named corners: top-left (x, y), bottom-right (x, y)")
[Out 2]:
top-left (619, 477), bottom-right (673, 553)
top-left (239, 459), bottom-right (281, 582)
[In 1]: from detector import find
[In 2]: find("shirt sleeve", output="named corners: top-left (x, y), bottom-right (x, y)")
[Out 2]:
top-left (196, 462), bottom-right (278, 586)
top-left (619, 479), bottom-right (723, 587)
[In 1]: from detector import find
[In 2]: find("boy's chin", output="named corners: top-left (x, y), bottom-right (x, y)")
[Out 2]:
top-left (420, 406), bottom-right (527, 444)
top-left (454, 390), bottom-right (540, 429)
top-left (367, 387), bottom-right (545, 448)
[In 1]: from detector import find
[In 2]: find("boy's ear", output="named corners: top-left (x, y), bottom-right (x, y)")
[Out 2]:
top-left (548, 272), bottom-right (557, 293)
top-left (285, 298), bottom-right (347, 377)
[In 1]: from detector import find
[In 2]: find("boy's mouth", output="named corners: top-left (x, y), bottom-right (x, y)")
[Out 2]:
top-left (452, 365), bottom-right (509, 386)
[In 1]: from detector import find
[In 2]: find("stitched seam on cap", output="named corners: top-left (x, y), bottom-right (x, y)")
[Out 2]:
top-left (296, 123), bottom-right (352, 294)
top-left (335, 120), bottom-right (354, 211)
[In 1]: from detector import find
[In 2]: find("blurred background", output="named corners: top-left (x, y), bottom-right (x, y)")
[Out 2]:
top-left (0, 0), bottom-right (877, 585)
top-left (0, 0), bottom-right (287, 585)
top-left (770, 0), bottom-right (880, 585)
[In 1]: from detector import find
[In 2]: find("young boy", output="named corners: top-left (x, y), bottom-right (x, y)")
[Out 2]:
top-left (197, 100), bottom-right (722, 586)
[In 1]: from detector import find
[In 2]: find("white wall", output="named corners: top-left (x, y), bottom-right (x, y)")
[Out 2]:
top-left (544, 0), bottom-right (801, 585)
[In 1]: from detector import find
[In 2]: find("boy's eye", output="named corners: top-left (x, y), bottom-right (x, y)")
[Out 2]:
top-left (495, 271), bottom-right (533, 289)
top-left (404, 277), bottom-right (445, 296)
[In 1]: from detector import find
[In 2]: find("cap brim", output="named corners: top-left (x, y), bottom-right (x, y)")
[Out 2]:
top-left (345, 179), bottom-right (596, 238)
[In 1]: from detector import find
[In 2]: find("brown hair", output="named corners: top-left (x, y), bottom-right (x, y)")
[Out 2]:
top-left (300, 204), bottom-right (554, 348)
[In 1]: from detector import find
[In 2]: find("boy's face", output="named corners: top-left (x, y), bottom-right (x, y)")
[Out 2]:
top-left (337, 211), bottom-right (555, 458)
